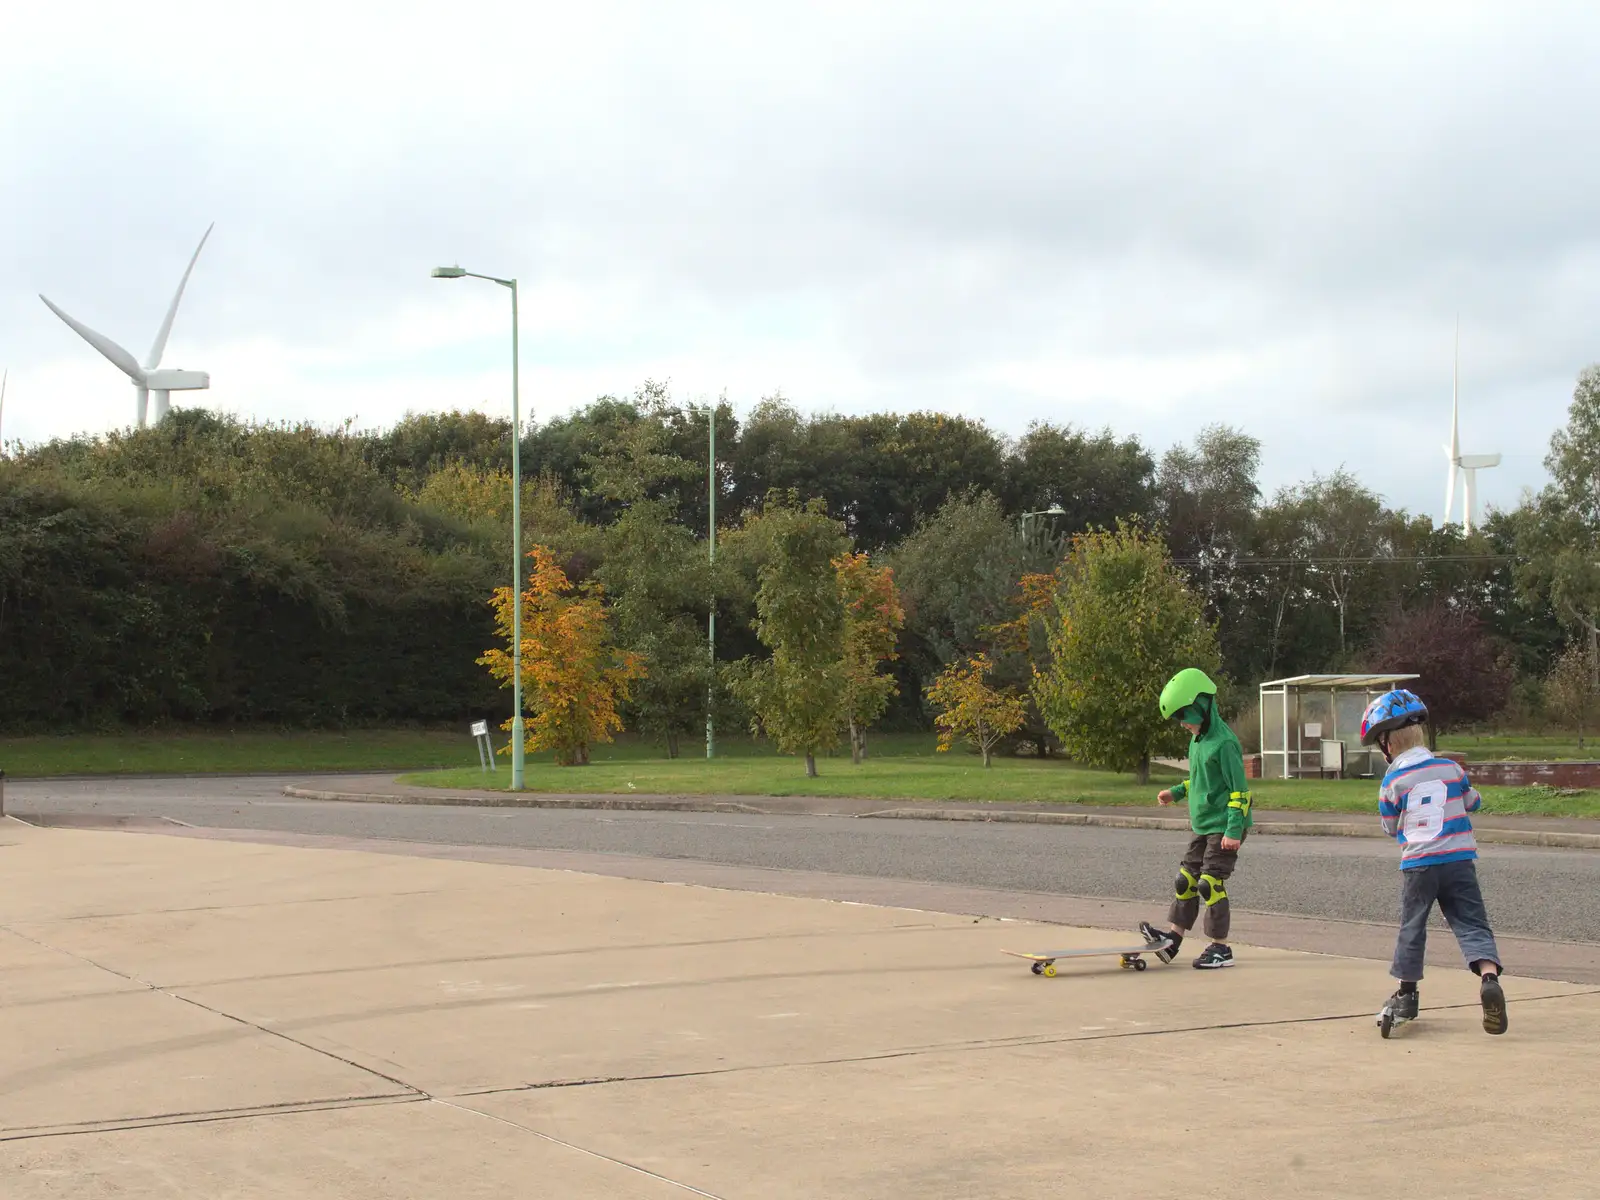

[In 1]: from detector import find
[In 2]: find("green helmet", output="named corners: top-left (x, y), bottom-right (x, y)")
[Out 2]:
top-left (1160, 667), bottom-right (1217, 720)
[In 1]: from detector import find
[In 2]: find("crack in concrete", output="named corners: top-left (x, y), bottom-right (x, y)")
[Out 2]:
top-left (0, 923), bottom-right (427, 1100)
top-left (0, 1093), bottom-right (419, 1144)
top-left (432, 1098), bottom-right (731, 1199)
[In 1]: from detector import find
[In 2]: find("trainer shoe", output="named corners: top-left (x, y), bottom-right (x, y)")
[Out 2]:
top-left (1140, 921), bottom-right (1180, 964)
top-left (1193, 942), bottom-right (1234, 969)
top-left (1382, 987), bottom-right (1419, 1023)
top-left (1480, 973), bottom-right (1508, 1035)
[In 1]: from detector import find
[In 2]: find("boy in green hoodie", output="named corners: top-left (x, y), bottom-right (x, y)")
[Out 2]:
top-left (1138, 667), bottom-right (1253, 969)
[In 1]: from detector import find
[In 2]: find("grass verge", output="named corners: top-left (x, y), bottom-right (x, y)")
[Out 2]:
top-left (0, 728), bottom-right (474, 778)
top-left (398, 749), bottom-right (1600, 819)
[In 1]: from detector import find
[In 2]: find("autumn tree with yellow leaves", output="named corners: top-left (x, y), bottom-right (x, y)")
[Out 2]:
top-left (479, 545), bottom-right (645, 766)
top-left (925, 653), bottom-right (1027, 767)
top-left (834, 551), bottom-right (905, 763)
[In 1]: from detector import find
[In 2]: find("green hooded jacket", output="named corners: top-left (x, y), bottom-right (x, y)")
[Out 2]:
top-left (1173, 701), bottom-right (1253, 839)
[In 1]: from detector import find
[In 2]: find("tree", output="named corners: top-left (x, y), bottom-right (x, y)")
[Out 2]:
top-left (1002, 421), bottom-right (1156, 535)
top-left (889, 491), bottom-right (1056, 684)
top-left (1517, 366), bottom-right (1600, 687)
top-left (725, 499), bottom-right (852, 776)
top-left (479, 545), bottom-right (645, 766)
top-left (1546, 641), bottom-right (1600, 750)
top-left (1032, 522), bottom-right (1221, 783)
top-left (1366, 602), bottom-right (1513, 747)
top-left (585, 400), bottom-right (712, 757)
top-left (1284, 468), bottom-right (1388, 657)
top-left (926, 653), bottom-right (1027, 767)
top-left (834, 551), bottom-right (905, 763)
top-left (1157, 424), bottom-right (1261, 607)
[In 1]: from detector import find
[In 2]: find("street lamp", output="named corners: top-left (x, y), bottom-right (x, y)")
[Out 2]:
top-left (431, 264), bottom-right (525, 790)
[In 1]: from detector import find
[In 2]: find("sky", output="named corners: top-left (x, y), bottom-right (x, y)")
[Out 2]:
top-left (2, 1), bottom-right (1597, 523)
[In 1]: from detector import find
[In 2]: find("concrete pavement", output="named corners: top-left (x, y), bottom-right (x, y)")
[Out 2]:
top-left (3, 816), bottom-right (1600, 1197)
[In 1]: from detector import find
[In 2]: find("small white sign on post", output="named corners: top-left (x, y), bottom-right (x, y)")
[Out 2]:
top-left (470, 720), bottom-right (496, 772)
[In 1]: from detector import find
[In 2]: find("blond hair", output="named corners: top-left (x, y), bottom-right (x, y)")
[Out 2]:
top-left (1384, 723), bottom-right (1428, 755)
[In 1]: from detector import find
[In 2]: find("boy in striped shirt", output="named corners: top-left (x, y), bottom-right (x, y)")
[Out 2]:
top-left (1360, 688), bottom-right (1508, 1036)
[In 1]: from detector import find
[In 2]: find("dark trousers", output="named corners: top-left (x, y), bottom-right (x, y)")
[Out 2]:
top-left (1391, 858), bottom-right (1502, 982)
top-left (1168, 832), bottom-right (1244, 941)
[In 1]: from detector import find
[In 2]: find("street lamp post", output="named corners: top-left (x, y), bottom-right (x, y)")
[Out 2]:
top-left (1020, 503), bottom-right (1067, 538)
top-left (431, 265), bottom-right (525, 790)
top-left (706, 407), bottom-right (716, 759)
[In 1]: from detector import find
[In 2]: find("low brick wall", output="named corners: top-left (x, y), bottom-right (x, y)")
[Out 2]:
top-left (1463, 760), bottom-right (1600, 788)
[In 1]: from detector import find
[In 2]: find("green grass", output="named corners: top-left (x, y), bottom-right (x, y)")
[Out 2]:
top-left (398, 732), bottom-right (1600, 820)
top-left (5, 725), bottom-right (1600, 820)
top-left (0, 728), bottom-right (478, 778)
top-left (1437, 732), bottom-right (1597, 762)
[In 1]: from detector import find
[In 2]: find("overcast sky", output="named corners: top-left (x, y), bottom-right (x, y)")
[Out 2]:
top-left (3, 1), bottom-right (1596, 522)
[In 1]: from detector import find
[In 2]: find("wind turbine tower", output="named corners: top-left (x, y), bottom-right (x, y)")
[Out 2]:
top-left (39, 225), bottom-right (214, 429)
top-left (1443, 325), bottom-right (1502, 535)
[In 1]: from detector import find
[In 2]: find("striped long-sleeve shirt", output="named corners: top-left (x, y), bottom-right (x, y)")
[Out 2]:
top-left (1378, 745), bottom-right (1482, 870)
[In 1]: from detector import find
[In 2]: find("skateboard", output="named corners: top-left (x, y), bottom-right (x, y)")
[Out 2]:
top-left (1001, 938), bottom-right (1172, 977)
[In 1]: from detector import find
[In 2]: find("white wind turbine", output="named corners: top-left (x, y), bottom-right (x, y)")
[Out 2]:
top-left (1443, 326), bottom-right (1501, 535)
top-left (39, 224), bottom-right (215, 429)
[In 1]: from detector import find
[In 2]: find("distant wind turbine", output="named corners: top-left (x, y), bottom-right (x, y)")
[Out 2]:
top-left (1443, 323), bottom-right (1501, 535)
top-left (39, 224), bottom-right (215, 429)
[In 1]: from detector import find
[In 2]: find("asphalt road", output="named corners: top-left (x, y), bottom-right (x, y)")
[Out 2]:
top-left (9, 775), bottom-right (1600, 943)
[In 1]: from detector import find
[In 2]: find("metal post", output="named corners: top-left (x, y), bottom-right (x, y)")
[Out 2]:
top-left (706, 407), bottom-right (717, 759)
top-left (509, 280), bottom-right (525, 791)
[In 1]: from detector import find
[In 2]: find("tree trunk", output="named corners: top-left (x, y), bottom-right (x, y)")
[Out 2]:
top-left (981, 743), bottom-right (992, 768)
top-left (1136, 754), bottom-right (1150, 785)
top-left (805, 751), bottom-right (818, 778)
top-left (849, 719), bottom-right (863, 764)
top-left (666, 733), bottom-right (679, 759)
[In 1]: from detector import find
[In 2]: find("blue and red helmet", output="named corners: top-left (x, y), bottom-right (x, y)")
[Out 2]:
top-left (1359, 689), bottom-right (1428, 746)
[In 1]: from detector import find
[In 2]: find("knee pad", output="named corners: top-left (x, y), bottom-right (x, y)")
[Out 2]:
top-left (1198, 874), bottom-right (1228, 906)
top-left (1174, 867), bottom-right (1198, 901)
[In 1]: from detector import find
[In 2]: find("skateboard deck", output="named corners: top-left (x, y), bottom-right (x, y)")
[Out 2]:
top-left (1002, 939), bottom-right (1171, 976)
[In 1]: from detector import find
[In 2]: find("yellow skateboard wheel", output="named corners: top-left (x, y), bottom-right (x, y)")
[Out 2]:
top-left (1042, 963), bottom-right (1056, 977)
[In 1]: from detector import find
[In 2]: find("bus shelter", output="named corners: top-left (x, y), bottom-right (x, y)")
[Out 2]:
top-left (1258, 674), bottom-right (1419, 779)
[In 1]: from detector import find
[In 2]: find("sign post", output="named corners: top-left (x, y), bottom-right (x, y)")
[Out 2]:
top-left (471, 721), bottom-right (496, 773)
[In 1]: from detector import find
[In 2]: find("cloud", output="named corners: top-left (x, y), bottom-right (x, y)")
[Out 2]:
top-left (3, 0), bottom-right (1597, 521)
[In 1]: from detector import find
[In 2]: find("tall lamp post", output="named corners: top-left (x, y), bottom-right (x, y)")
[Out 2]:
top-left (431, 265), bottom-right (525, 790)
top-left (706, 406), bottom-right (716, 759)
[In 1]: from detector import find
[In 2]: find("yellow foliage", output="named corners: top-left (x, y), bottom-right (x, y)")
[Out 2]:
top-left (925, 652), bottom-right (1027, 767)
top-left (478, 545), bottom-right (646, 766)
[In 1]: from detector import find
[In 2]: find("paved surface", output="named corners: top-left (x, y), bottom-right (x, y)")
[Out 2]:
top-left (11, 775), bottom-right (1600, 943)
top-left (4, 817), bottom-right (1600, 1198)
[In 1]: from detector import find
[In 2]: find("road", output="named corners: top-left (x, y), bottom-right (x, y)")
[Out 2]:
top-left (8, 774), bottom-right (1600, 943)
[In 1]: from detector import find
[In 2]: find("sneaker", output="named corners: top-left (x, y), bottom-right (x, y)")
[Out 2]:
top-left (1140, 921), bottom-right (1180, 964)
top-left (1480, 974), bottom-right (1508, 1035)
top-left (1383, 987), bottom-right (1420, 1023)
top-left (1193, 943), bottom-right (1234, 970)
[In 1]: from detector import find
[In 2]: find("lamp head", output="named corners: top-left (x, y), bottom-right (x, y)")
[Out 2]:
top-left (431, 266), bottom-right (467, 279)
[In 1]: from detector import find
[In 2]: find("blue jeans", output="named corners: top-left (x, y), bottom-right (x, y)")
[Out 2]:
top-left (1391, 858), bottom-right (1502, 982)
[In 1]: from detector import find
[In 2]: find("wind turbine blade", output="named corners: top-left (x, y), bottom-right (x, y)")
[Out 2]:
top-left (146, 222), bottom-right (213, 370)
top-left (1449, 328), bottom-right (1461, 462)
top-left (39, 296), bottom-right (147, 382)
top-left (1, 369), bottom-right (7, 452)
top-left (1445, 465), bottom-right (1456, 526)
